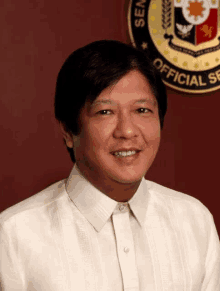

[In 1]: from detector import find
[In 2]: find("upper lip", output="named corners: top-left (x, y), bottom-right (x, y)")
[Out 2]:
top-left (111, 148), bottom-right (141, 154)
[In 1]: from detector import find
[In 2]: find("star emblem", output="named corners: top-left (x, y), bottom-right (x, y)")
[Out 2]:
top-left (141, 42), bottom-right (148, 50)
top-left (187, 0), bottom-right (205, 21)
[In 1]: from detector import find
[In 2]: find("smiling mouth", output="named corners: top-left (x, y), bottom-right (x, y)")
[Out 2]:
top-left (111, 150), bottom-right (141, 157)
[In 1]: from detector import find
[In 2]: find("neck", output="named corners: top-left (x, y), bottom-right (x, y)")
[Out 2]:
top-left (96, 179), bottom-right (141, 202)
top-left (76, 162), bottom-right (142, 202)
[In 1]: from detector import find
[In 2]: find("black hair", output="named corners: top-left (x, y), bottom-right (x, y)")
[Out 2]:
top-left (55, 40), bottom-right (167, 163)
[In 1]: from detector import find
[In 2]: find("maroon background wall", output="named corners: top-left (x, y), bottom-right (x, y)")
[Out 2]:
top-left (1, 0), bottom-right (219, 236)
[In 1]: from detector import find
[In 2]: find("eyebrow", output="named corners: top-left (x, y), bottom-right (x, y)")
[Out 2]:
top-left (134, 98), bottom-right (157, 106)
top-left (91, 99), bottom-right (114, 106)
top-left (91, 98), bottom-right (157, 107)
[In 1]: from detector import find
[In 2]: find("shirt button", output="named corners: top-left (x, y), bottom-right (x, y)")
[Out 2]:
top-left (119, 204), bottom-right (125, 211)
top-left (124, 247), bottom-right (130, 253)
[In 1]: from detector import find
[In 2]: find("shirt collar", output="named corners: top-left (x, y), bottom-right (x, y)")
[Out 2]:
top-left (129, 177), bottom-right (149, 227)
top-left (65, 165), bottom-right (150, 232)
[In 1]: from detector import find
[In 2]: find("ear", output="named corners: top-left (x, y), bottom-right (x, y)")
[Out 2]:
top-left (60, 123), bottom-right (74, 148)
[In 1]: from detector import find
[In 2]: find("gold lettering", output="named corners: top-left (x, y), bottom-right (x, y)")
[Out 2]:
top-left (173, 71), bottom-right (179, 82)
top-left (160, 64), bottom-right (170, 73)
top-left (178, 73), bottom-right (186, 84)
top-left (198, 75), bottom-right (207, 86)
top-left (186, 74), bottom-right (190, 86)
top-left (208, 72), bottom-right (217, 84)
top-left (215, 69), bottom-right (220, 81)
top-left (189, 75), bottom-right (199, 86)
top-left (153, 58), bottom-right (163, 70)
top-left (136, 0), bottom-right (146, 8)
top-left (135, 18), bottom-right (145, 27)
top-left (166, 68), bottom-right (176, 79)
top-left (134, 8), bottom-right (145, 17)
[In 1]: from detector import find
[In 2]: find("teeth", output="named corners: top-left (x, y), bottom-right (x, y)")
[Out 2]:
top-left (114, 150), bottom-right (137, 157)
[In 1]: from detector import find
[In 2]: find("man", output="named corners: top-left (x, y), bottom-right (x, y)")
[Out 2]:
top-left (0, 40), bottom-right (219, 290)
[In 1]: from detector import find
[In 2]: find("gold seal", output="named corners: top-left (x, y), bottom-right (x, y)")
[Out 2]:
top-left (128, 0), bottom-right (220, 93)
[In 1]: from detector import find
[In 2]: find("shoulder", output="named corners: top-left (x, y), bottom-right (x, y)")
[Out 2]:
top-left (144, 180), bottom-right (219, 252)
top-left (145, 180), bottom-right (220, 280)
top-left (145, 179), bottom-right (213, 224)
top-left (0, 179), bottom-right (67, 226)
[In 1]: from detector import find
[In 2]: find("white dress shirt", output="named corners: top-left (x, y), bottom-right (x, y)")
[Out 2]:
top-left (0, 165), bottom-right (220, 290)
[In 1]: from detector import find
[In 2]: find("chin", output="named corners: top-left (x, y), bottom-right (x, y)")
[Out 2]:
top-left (109, 170), bottom-right (145, 184)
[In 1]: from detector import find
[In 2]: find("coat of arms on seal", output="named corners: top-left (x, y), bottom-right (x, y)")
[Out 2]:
top-left (128, 0), bottom-right (220, 93)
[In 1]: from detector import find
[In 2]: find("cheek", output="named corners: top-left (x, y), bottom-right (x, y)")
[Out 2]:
top-left (87, 120), bottom-right (115, 145)
top-left (138, 119), bottom-right (161, 139)
top-left (75, 126), bottom-right (111, 159)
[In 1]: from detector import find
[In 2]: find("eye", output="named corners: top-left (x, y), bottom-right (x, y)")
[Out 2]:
top-left (97, 110), bottom-right (112, 115)
top-left (136, 108), bottom-right (152, 114)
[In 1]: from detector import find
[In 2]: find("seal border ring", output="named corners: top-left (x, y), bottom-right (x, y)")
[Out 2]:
top-left (127, 0), bottom-right (220, 94)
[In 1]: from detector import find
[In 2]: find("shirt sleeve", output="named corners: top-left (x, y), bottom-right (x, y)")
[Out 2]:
top-left (201, 213), bottom-right (220, 291)
top-left (0, 221), bottom-right (25, 291)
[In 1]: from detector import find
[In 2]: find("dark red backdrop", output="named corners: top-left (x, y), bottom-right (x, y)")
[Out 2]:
top-left (1, 0), bottom-right (219, 236)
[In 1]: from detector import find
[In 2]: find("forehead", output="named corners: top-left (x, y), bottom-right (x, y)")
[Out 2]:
top-left (92, 70), bottom-right (157, 106)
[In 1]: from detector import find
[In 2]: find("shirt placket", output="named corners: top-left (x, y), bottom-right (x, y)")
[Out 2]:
top-left (112, 203), bottom-right (139, 291)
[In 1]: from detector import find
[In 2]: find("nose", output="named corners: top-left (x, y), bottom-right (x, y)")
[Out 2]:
top-left (113, 111), bottom-right (138, 139)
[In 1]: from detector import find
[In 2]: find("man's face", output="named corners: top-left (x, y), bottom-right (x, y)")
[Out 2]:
top-left (72, 70), bottom-right (161, 185)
